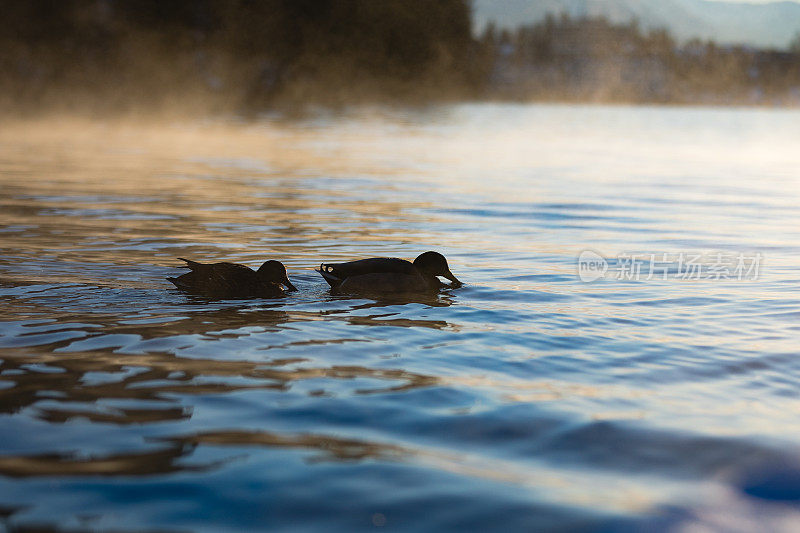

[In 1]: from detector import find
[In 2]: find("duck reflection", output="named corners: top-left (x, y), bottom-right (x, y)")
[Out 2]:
top-left (2, 295), bottom-right (459, 343)
top-left (321, 293), bottom-right (459, 331)
top-left (343, 291), bottom-right (457, 308)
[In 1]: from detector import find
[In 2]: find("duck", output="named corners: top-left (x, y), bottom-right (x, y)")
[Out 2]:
top-left (317, 251), bottom-right (462, 294)
top-left (168, 258), bottom-right (297, 299)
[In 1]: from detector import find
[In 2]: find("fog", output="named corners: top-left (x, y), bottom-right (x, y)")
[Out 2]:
top-left (0, 0), bottom-right (474, 117)
top-left (2, 0), bottom-right (799, 118)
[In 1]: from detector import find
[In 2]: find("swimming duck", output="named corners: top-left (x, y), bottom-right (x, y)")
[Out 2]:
top-left (317, 251), bottom-right (462, 294)
top-left (168, 258), bottom-right (297, 299)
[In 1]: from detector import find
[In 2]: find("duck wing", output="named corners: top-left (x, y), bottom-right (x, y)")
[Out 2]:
top-left (337, 272), bottom-right (430, 294)
top-left (317, 258), bottom-right (414, 288)
top-left (205, 263), bottom-right (258, 295)
top-left (170, 260), bottom-right (258, 297)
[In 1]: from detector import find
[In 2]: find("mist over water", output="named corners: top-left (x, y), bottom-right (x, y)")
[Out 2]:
top-left (1, 104), bottom-right (800, 531)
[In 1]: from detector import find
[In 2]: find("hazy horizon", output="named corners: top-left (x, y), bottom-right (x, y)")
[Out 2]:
top-left (473, 0), bottom-right (800, 49)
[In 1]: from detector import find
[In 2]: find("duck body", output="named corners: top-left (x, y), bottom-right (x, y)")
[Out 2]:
top-left (317, 251), bottom-right (461, 294)
top-left (168, 258), bottom-right (296, 299)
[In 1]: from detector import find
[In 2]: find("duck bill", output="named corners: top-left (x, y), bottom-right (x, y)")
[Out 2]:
top-left (283, 277), bottom-right (298, 291)
top-left (443, 270), bottom-right (462, 287)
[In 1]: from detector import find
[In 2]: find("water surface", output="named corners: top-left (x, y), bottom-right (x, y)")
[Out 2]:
top-left (1, 104), bottom-right (800, 531)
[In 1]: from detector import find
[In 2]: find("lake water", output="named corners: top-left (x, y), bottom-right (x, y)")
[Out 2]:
top-left (1, 104), bottom-right (800, 532)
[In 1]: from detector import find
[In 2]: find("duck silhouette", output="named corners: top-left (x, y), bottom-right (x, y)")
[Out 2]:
top-left (168, 258), bottom-right (297, 299)
top-left (317, 251), bottom-right (461, 294)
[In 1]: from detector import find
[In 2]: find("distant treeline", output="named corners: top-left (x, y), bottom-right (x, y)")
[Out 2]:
top-left (1, 1), bottom-right (799, 114)
top-left (477, 14), bottom-right (800, 106)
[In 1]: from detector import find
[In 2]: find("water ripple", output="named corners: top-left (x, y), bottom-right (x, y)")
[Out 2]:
top-left (1, 105), bottom-right (800, 531)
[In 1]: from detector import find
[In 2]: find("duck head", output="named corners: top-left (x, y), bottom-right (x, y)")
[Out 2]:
top-left (413, 251), bottom-right (462, 287)
top-left (257, 260), bottom-right (297, 291)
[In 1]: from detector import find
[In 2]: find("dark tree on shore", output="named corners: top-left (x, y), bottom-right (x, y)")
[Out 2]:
top-left (0, 0), bottom-right (476, 112)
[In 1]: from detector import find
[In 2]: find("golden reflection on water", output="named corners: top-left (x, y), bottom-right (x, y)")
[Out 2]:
top-left (0, 347), bottom-right (439, 418)
top-left (0, 444), bottom-right (204, 478)
top-left (0, 118), bottom-right (439, 278)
